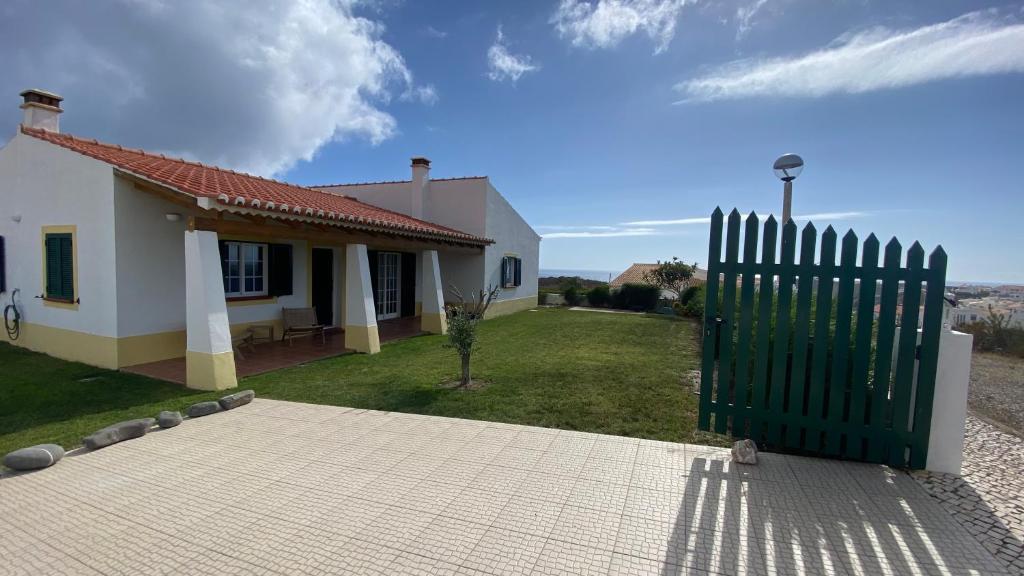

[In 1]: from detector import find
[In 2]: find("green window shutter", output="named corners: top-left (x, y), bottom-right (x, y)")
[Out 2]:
top-left (44, 233), bottom-right (73, 300)
top-left (45, 236), bottom-right (61, 298)
top-left (60, 236), bottom-right (74, 300)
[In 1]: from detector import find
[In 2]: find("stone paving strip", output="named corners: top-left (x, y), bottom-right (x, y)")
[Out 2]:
top-left (0, 398), bottom-right (1009, 575)
top-left (914, 415), bottom-right (1024, 575)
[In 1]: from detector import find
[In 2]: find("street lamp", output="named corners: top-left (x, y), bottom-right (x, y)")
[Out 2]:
top-left (773, 153), bottom-right (804, 224)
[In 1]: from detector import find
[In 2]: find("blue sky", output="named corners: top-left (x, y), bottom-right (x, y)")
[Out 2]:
top-left (3, 0), bottom-right (1023, 282)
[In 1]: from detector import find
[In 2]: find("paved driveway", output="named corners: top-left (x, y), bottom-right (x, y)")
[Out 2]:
top-left (0, 399), bottom-right (1007, 575)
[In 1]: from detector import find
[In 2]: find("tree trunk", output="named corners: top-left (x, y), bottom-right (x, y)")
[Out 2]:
top-left (460, 353), bottom-right (472, 388)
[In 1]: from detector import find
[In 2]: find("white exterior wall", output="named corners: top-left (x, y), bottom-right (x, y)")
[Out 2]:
top-left (482, 181), bottom-right (540, 305)
top-left (318, 175), bottom-right (540, 311)
top-left (113, 177), bottom-right (194, 336)
top-left (112, 179), bottom-right (310, 336)
top-left (0, 132), bottom-right (119, 337)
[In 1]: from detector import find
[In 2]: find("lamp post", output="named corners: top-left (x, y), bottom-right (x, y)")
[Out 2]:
top-left (773, 153), bottom-right (804, 224)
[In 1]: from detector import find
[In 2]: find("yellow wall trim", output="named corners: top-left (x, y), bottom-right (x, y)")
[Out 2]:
top-left (421, 312), bottom-right (447, 335)
top-left (118, 330), bottom-right (187, 367)
top-left (185, 349), bottom-right (238, 391)
top-left (345, 324), bottom-right (380, 354)
top-left (484, 295), bottom-right (538, 319)
top-left (3, 321), bottom-right (117, 369)
top-left (227, 297), bottom-right (278, 308)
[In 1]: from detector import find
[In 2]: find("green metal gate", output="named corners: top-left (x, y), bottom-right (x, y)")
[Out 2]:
top-left (697, 208), bottom-right (947, 469)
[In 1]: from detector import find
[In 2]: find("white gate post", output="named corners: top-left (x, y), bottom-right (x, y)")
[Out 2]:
top-left (926, 329), bottom-right (973, 474)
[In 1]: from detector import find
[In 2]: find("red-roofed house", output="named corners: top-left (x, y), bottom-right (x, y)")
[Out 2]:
top-left (0, 90), bottom-right (540, 390)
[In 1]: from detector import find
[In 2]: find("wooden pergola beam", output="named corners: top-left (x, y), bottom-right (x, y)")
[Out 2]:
top-left (189, 216), bottom-right (483, 253)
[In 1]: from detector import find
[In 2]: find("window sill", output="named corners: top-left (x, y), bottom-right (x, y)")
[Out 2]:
top-left (43, 297), bottom-right (78, 310)
top-left (226, 296), bottom-right (277, 307)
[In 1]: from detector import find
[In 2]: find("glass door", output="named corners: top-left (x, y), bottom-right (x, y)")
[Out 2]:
top-left (376, 252), bottom-right (401, 320)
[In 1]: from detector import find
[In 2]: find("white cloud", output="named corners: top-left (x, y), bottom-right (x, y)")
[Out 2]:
top-left (551, 0), bottom-right (689, 54)
top-left (623, 211), bottom-right (868, 226)
top-left (735, 0), bottom-right (769, 40)
top-left (623, 216), bottom-right (712, 226)
top-left (423, 25), bottom-right (448, 39)
top-left (0, 0), bottom-right (434, 177)
top-left (543, 227), bottom-right (659, 238)
top-left (677, 9), bottom-right (1024, 102)
top-left (487, 26), bottom-right (540, 83)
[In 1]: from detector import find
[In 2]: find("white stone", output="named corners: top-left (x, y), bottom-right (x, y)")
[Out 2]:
top-left (732, 439), bottom-right (758, 464)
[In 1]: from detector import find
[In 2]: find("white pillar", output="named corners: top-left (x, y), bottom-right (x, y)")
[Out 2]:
top-left (344, 244), bottom-right (380, 354)
top-left (184, 230), bottom-right (237, 390)
top-left (421, 250), bottom-right (447, 334)
top-left (926, 329), bottom-right (973, 474)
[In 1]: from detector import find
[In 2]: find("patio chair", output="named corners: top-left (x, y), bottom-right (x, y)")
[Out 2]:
top-left (281, 307), bottom-right (326, 346)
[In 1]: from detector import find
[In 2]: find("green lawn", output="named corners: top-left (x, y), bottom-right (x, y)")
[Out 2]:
top-left (0, 308), bottom-right (725, 455)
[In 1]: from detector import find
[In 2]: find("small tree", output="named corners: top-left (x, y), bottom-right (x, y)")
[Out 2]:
top-left (444, 285), bottom-right (501, 388)
top-left (644, 257), bottom-right (697, 301)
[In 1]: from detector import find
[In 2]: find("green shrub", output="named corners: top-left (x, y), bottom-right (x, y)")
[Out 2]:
top-left (587, 285), bottom-right (610, 307)
top-left (681, 285), bottom-right (705, 318)
top-left (611, 283), bottom-right (660, 311)
top-left (563, 285), bottom-right (582, 306)
top-left (679, 285), bottom-right (700, 306)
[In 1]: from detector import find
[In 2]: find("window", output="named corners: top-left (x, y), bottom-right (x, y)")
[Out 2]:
top-left (44, 233), bottom-right (74, 301)
top-left (502, 256), bottom-right (522, 288)
top-left (222, 241), bottom-right (267, 298)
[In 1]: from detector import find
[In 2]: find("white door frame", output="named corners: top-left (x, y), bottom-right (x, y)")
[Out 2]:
top-left (376, 252), bottom-right (401, 320)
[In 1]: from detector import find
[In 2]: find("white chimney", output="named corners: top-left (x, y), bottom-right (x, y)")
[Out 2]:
top-left (410, 156), bottom-right (430, 219)
top-left (20, 89), bottom-right (63, 133)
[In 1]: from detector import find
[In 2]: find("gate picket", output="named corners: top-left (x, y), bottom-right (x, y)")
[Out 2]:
top-left (714, 210), bottom-right (742, 434)
top-left (845, 234), bottom-right (880, 459)
top-left (805, 227), bottom-right (837, 452)
top-left (784, 223), bottom-right (817, 449)
top-left (767, 220), bottom-right (797, 445)
top-left (733, 213), bottom-right (761, 434)
top-left (749, 216), bottom-right (778, 442)
top-left (698, 208), bottom-right (724, 431)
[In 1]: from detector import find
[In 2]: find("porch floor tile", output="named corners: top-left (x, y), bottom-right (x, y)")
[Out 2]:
top-left (123, 317), bottom-right (425, 384)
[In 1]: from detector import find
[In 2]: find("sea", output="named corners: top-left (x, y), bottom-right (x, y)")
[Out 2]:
top-left (540, 268), bottom-right (621, 283)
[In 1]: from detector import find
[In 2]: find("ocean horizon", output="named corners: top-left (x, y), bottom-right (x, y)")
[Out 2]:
top-left (540, 268), bottom-right (620, 283)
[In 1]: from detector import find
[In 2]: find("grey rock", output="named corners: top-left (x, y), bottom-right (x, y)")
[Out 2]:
top-left (157, 410), bottom-right (183, 428)
top-left (3, 444), bottom-right (65, 471)
top-left (83, 418), bottom-right (156, 450)
top-left (187, 401), bottom-right (223, 418)
top-left (218, 389), bottom-right (255, 410)
top-left (731, 439), bottom-right (758, 465)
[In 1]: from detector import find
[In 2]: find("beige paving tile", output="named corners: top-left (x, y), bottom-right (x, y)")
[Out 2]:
top-left (462, 527), bottom-right (546, 575)
top-left (0, 398), bottom-right (1008, 576)
top-left (403, 515), bottom-right (489, 565)
top-left (532, 539), bottom-right (614, 576)
top-left (550, 504), bottom-right (622, 551)
top-left (494, 494), bottom-right (565, 538)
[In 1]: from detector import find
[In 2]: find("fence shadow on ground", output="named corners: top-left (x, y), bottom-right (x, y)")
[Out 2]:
top-left (658, 455), bottom-right (1007, 575)
top-left (915, 469), bottom-right (1024, 575)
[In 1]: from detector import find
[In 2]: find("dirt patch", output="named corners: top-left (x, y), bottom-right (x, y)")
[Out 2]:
top-left (439, 379), bottom-right (491, 391)
top-left (970, 352), bottom-right (1024, 437)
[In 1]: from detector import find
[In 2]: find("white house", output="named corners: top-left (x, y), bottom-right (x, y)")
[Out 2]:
top-left (0, 89), bottom-right (540, 390)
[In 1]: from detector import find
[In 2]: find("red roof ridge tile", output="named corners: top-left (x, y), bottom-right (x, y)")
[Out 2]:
top-left (312, 175), bottom-right (487, 188)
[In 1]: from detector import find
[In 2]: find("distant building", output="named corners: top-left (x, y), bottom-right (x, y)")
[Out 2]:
top-left (610, 263), bottom-right (707, 300)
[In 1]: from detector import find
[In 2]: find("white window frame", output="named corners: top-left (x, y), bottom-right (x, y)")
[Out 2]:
top-left (502, 255), bottom-right (521, 288)
top-left (224, 241), bottom-right (269, 298)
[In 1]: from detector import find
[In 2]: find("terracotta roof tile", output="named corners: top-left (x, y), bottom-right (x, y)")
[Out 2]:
top-left (610, 263), bottom-right (707, 288)
top-left (21, 126), bottom-right (491, 245)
